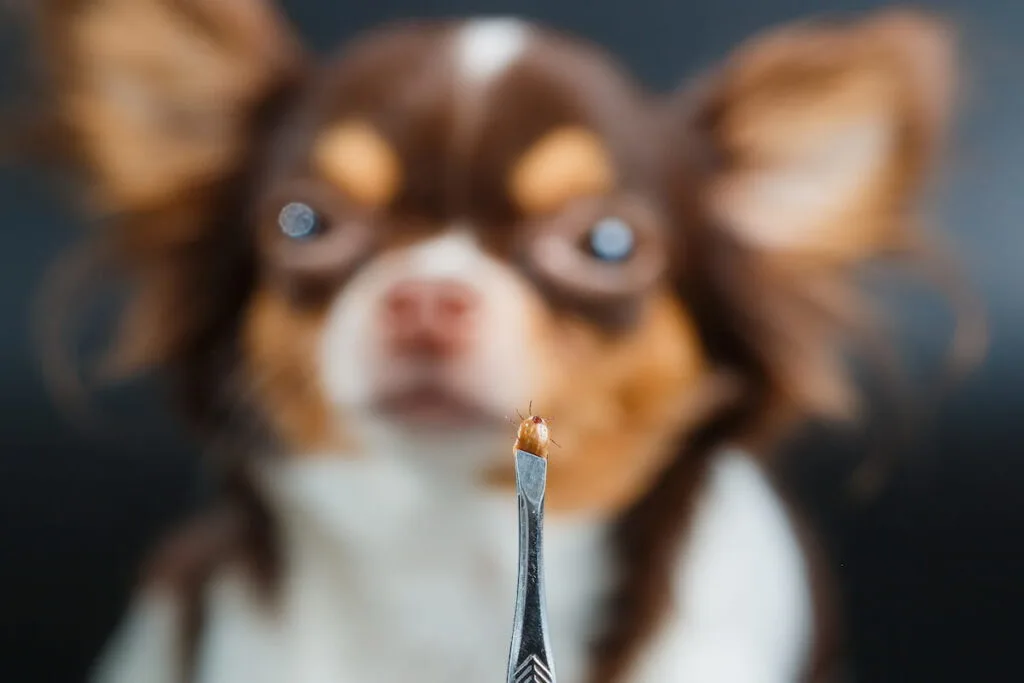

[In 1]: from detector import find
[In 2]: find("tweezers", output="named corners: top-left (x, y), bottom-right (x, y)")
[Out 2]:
top-left (506, 448), bottom-right (557, 683)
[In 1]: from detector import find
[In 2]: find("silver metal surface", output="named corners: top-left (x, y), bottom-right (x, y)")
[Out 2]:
top-left (506, 449), bottom-right (557, 683)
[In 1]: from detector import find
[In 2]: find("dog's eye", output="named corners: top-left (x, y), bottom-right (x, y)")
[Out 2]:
top-left (278, 202), bottom-right (322, 239)
top-left (523, 197), bottom-right (667, 308)
top-left (586, 217), bottom-right (635, 262)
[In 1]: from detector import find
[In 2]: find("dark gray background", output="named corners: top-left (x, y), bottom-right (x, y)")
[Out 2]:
top-left (1, 1), bottom-right (1022, 682)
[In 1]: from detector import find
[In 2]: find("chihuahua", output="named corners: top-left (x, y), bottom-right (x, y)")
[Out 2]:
top-left (21, 2), bottom-right (959, 682)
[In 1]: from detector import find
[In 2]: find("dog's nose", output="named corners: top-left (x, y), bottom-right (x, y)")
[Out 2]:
top-left (379, 279), bottom-right (480, 357)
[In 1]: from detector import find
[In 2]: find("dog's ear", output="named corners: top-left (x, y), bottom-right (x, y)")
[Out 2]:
top-left (22, 1), bottom-right (307, 387)
top-left (666, 11), bottom-right (961, 426)
top-left (33, 0), bottom-right (304, 215)
top-left (688, 9), bottom-right (955, 263)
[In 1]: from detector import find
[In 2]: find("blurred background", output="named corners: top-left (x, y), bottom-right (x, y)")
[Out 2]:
top-left (1, 1), bottom-right (1022, 682)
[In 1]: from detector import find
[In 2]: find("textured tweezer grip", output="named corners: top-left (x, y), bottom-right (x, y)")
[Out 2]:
top-left (512, 654), bottom-right (555, 683)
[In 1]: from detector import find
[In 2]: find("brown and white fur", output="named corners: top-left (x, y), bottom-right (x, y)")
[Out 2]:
top-left (22, 3), bottom-right (960, 683)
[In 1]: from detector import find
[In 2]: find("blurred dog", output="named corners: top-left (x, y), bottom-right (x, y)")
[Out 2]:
top-left (22, 2), bottom-right (958, 682)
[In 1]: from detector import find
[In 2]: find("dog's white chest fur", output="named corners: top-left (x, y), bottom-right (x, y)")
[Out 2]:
top-left (195, 453), bottom-right (613, 683)
top-left (93, 450), bottom-right (814, 683)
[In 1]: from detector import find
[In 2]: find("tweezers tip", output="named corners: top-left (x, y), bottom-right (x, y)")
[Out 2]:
top-left (515, 449), bottom-right (548, 502)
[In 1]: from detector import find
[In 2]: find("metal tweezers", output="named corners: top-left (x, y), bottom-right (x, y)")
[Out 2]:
top-left (506, 449), bottom-right (557, 683)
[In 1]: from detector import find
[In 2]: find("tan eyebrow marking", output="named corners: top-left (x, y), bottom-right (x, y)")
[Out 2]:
top-left (312, 119), bottom-right (402, 208)
top-left (508, 126), bottom-right (616, 216)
